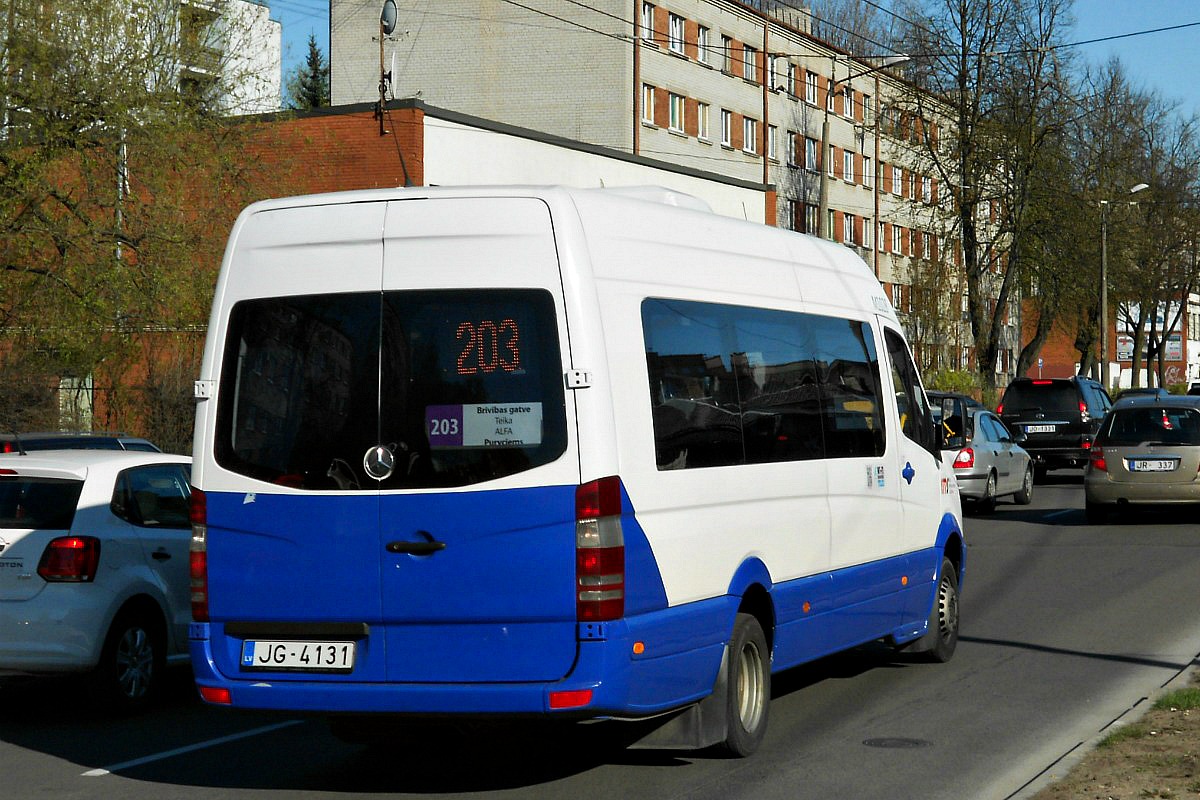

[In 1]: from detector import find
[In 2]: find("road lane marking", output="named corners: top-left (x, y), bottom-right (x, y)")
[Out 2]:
top-left (1043, 509), bottom-right (1075, 521)
top-left (81, 720), bottom-right (302, 777)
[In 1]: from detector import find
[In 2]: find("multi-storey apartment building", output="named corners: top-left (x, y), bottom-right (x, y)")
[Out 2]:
top-left (330, 0), bottom-right (1014, 379)
top-left (180, 0), bottom-right (281, 114)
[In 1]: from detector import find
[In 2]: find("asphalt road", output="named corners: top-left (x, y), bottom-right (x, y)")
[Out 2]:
top-left (3, 470), bottom-right (1200, 799)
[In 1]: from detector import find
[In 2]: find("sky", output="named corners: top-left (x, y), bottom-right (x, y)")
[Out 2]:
top-left (264, 1), bottom-right (1200, 115)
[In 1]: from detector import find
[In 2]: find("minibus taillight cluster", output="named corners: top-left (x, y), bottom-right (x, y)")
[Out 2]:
top-left (189, 487), bottom-right (209, 622)
top-left (575, 477), bottom-right (625, 622)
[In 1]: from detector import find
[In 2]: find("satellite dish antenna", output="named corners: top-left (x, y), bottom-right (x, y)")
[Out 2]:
top-left (380, 0), bottom-right (398, 35)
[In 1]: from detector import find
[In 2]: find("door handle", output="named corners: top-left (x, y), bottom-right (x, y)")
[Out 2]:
top-left (386, 539), bottom-right (446, 555)
top-left (152, 550), bottom-right (171, 561)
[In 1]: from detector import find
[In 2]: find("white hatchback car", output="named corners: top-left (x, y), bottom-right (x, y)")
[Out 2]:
top-left (0, 450), bottom-right (192, 710)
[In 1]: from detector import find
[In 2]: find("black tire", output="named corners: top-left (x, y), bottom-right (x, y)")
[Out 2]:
top-left (976, 472), bottom-right (997, 514)
top-left (914, 557), bottom-right (959, 663)
top-left (719, 613), bottom-right (770, 757)
top-left (1013, 466), bottom-right (1034, 505)
top-left (90, 609), bottom-right (164, 713)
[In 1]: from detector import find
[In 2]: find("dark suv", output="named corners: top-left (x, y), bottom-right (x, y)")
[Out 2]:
top-left (998, 376), bottom-right (1111, 479)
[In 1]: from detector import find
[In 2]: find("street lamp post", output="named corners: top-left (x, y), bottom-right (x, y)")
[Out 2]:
top-left (817, 54), bottom-right (908, 242)
top-left (1099, 182), bottom-right (1150, 389)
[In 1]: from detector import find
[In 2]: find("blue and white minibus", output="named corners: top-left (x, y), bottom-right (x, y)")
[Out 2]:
top-left (188, 185), bottom-right (964, 756)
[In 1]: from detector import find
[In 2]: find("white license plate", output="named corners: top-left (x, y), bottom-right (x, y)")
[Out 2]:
top-left (241, 640), bottom-right (356, 671)
top-left (1129, 459), bottom-right (1176, 472)
top-left (1024, 424), bottom-right (1056, 433)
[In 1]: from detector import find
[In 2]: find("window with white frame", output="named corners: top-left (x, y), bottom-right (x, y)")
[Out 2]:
top-left (743, 116), bottom-right (758, 154)
top-left (805, 72), bottom-right (818, 104)
top-left (698, 101), bottom-right (710, 140)
top-left (843, 213), bottom-right (855, 245)
top-left (891, 283), bottom-right (903, 309)
top-left (961, 293), bottom-right (969, 321)
top-left (782, 198), bottom-right (795, 230)
top-left (863, 155), bottom-right (873, 187)
top-left (892, 165), bottom-right (903, 196)
top-left (826, 79), bottom-right (836, 111)
top-left (787, 62), bottom-right (797, 95)
top-left (843, 150), bottom-right (855, 183)
top-left (804, 204), bottom-right (819, 235)
top-left (922, 175), bottom-right (933, 204)
top-left (827, 144), bottom-right (836, 176)
top-left (669, 93), bottom-right (685, 132)
top-left (743, 45), bottom-right (758, 82)
top-left (721, 35), bottom-right (732, 72)
top-left (697, 26), bottom-right (710, 64)
top-left (892, 224), bottom-right (903, 254)
top-left (805, 137), bottom-right (818, 171)
top-left (922, 230), bottom-right (931, 258)
top-left (826, 209), bottom-right (835, 239)
top-left (769, 55), bottom-right (780, 89)
top-left (787, 131), bottom-right (798, 165)
top-left (641, 84), bottom-right (655, 124)
top-left (862, 93), bottom-right (872, 123)
top-left (767, 124), bottom-right (777, 160)
top-left (641, 2), bottom-right (655, 41)
top-left (720, 108), bottom-right (732, 146)
top-left (863, 216), bottom-right (873, 249)
top-left (668, 13), bottom-right (684, 53)
top-left (842, 85), bottom-right (853, 117)
top-left (878, 221), bottom-right (887, 251)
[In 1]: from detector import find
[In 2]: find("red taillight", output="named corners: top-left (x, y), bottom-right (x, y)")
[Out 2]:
top-left (1, 443), bottom-right (13, 454)
top-left (1033, 380), bottom-right (1053, 385)
top-left (38, 536), bottom-right (101, 582)
top-left (952, 448), bottom-right (974, 469)
top-left (995, 403), bottom-right (1004, 414)
top-left (189, 487), bottom-right (209, 622)
top-left (1090, 447), bottom-right (1107, 473)
top-left (198, 686), bottom-right (231, 705)
top-left (575, 477), bottom-right (624, 622)
top-left (549, 689), bottom-right (593, 709)
top-left (1080, 400), bottom-right (1090, 424)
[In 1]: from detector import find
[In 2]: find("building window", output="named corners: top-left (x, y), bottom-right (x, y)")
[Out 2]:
top-left (843, 150), bottom-right (855, 183)
top-left (697, 26), bottom-right (710, 64)
top-left (641, 2), bottom-right (655, 41)
top-left (669, 93), bottom-right (685, 132)
top-left (804, 204), bottom-right (819, 235)
top-left (922, 230), bottom-right (932, 258)
top-left (922, 175), bottom-right (933, 204)
top-left (878, 221), bottom-right (887, 252)
top-left (787, 131), bottom-right (798, 165)
top-left (892, 283), bottom-right (903, 309)
top-left (842, 85), bottom-right (853, 117)
top-left (805, 137), bottom-right (818, 171)
top-left (743, 116), bottom-right (758, 154)
top-left (843, 213), bottom-right (855, 245)
top-left (642, 84), bottom-right (655, 124)
top-left (720, 108), bottom-right (732, 146)
top-left (721, 35), bottom-right (732, 72)
top-left (892, 165), bottom-right (903, 197)
top-left (787, 63), bottom-right (797, 95)
top-left (863, 216), bottom-right (873, 249)
top-left (698, 101), bottom-right (710, 140)
top-left (767, 124), bottom-right (777, 160)
top-left (668, 13), bottom-right (684, 53)
top-left (826, 209), bottom-right (835, 239)
top-left (892, 224), bottom-right (903, 254)
top-left (863, 155), bottom-right (873, 188)
top-left (826, 78), bottom-right (836, 111)
top-left (827, 144), bottom-right (836, 176)
top-left (805, 72), bottom-right (818, 105)
top-left (743, 45), bottom-right (758, 83)
top-left (782, 198), bottom-right (795, 230)
top-left (862, 93), bottom-right (872, 123)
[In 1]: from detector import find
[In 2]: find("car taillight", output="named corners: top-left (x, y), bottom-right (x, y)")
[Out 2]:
top-left (952, 448), bottom-right (975, 469)
top-left (1079, 400), bottom-right (1090, 424)
top-left (38, 536), bottom-right (100, 582)
top-left (995, 403), bottom-right (1004, 414)
top-left (575, 477), bottom-right (624, 622)
top-left (189, 487), bottom-right (209, 622)
top-left (1090, 447), bottom-right (1107, 473)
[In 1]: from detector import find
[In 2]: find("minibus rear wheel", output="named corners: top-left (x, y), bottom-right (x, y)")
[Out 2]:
top-left (720, 613), bottom-right (770, 757)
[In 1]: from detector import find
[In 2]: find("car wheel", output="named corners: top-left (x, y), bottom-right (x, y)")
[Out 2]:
top-left (912, 557), bottom-right (960, 663)
top-left (976, 472), bottom-right (997, 513)
top-left (90, 609), bottom-right (164, 713)
top-left (719, 613), bottom-right (770, 757)
top-left (1014, 466), bottom-right (1034, 505)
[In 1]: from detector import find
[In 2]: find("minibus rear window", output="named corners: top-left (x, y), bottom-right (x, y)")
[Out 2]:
top-left (215, 289), bottom-right (567, 490)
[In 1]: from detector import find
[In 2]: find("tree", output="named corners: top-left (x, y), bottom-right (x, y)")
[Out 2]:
top-left (0, 0), bottom-right (287, 440)
top-left (285, 34), bottom-right (330, 110)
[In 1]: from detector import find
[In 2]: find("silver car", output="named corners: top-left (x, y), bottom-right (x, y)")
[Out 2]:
top-left (1084, 396), bottom-right (1200, 523)
top-left (947, 409), bottom-right (1034, 512)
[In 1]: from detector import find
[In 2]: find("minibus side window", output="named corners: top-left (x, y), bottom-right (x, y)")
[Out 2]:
top-left (884, 329), bottom-right (938, 457)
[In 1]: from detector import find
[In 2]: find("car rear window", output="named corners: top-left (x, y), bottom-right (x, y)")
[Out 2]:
top-left (1001, 382), bottom-right (1078, 413)
top-left (1102, 407), bottom-right (1200, 446)
top-left (216, 289), bottom-right (567, 490)
top-left (0, 476), bottom-right (83, 529)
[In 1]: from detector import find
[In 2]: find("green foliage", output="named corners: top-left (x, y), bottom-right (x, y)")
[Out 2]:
top-left (285, 35), bottom-right (331, 110)
top-left (926, 369), bottom-right (982, 398)
top-left (1098, 723), bottom-right (1149, 749)
top-left (1153, 688), bottom-right (1200, 712)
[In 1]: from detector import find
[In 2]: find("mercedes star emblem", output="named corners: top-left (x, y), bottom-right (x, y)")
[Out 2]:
top-left (363, 445), bottom-right (396, 481)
